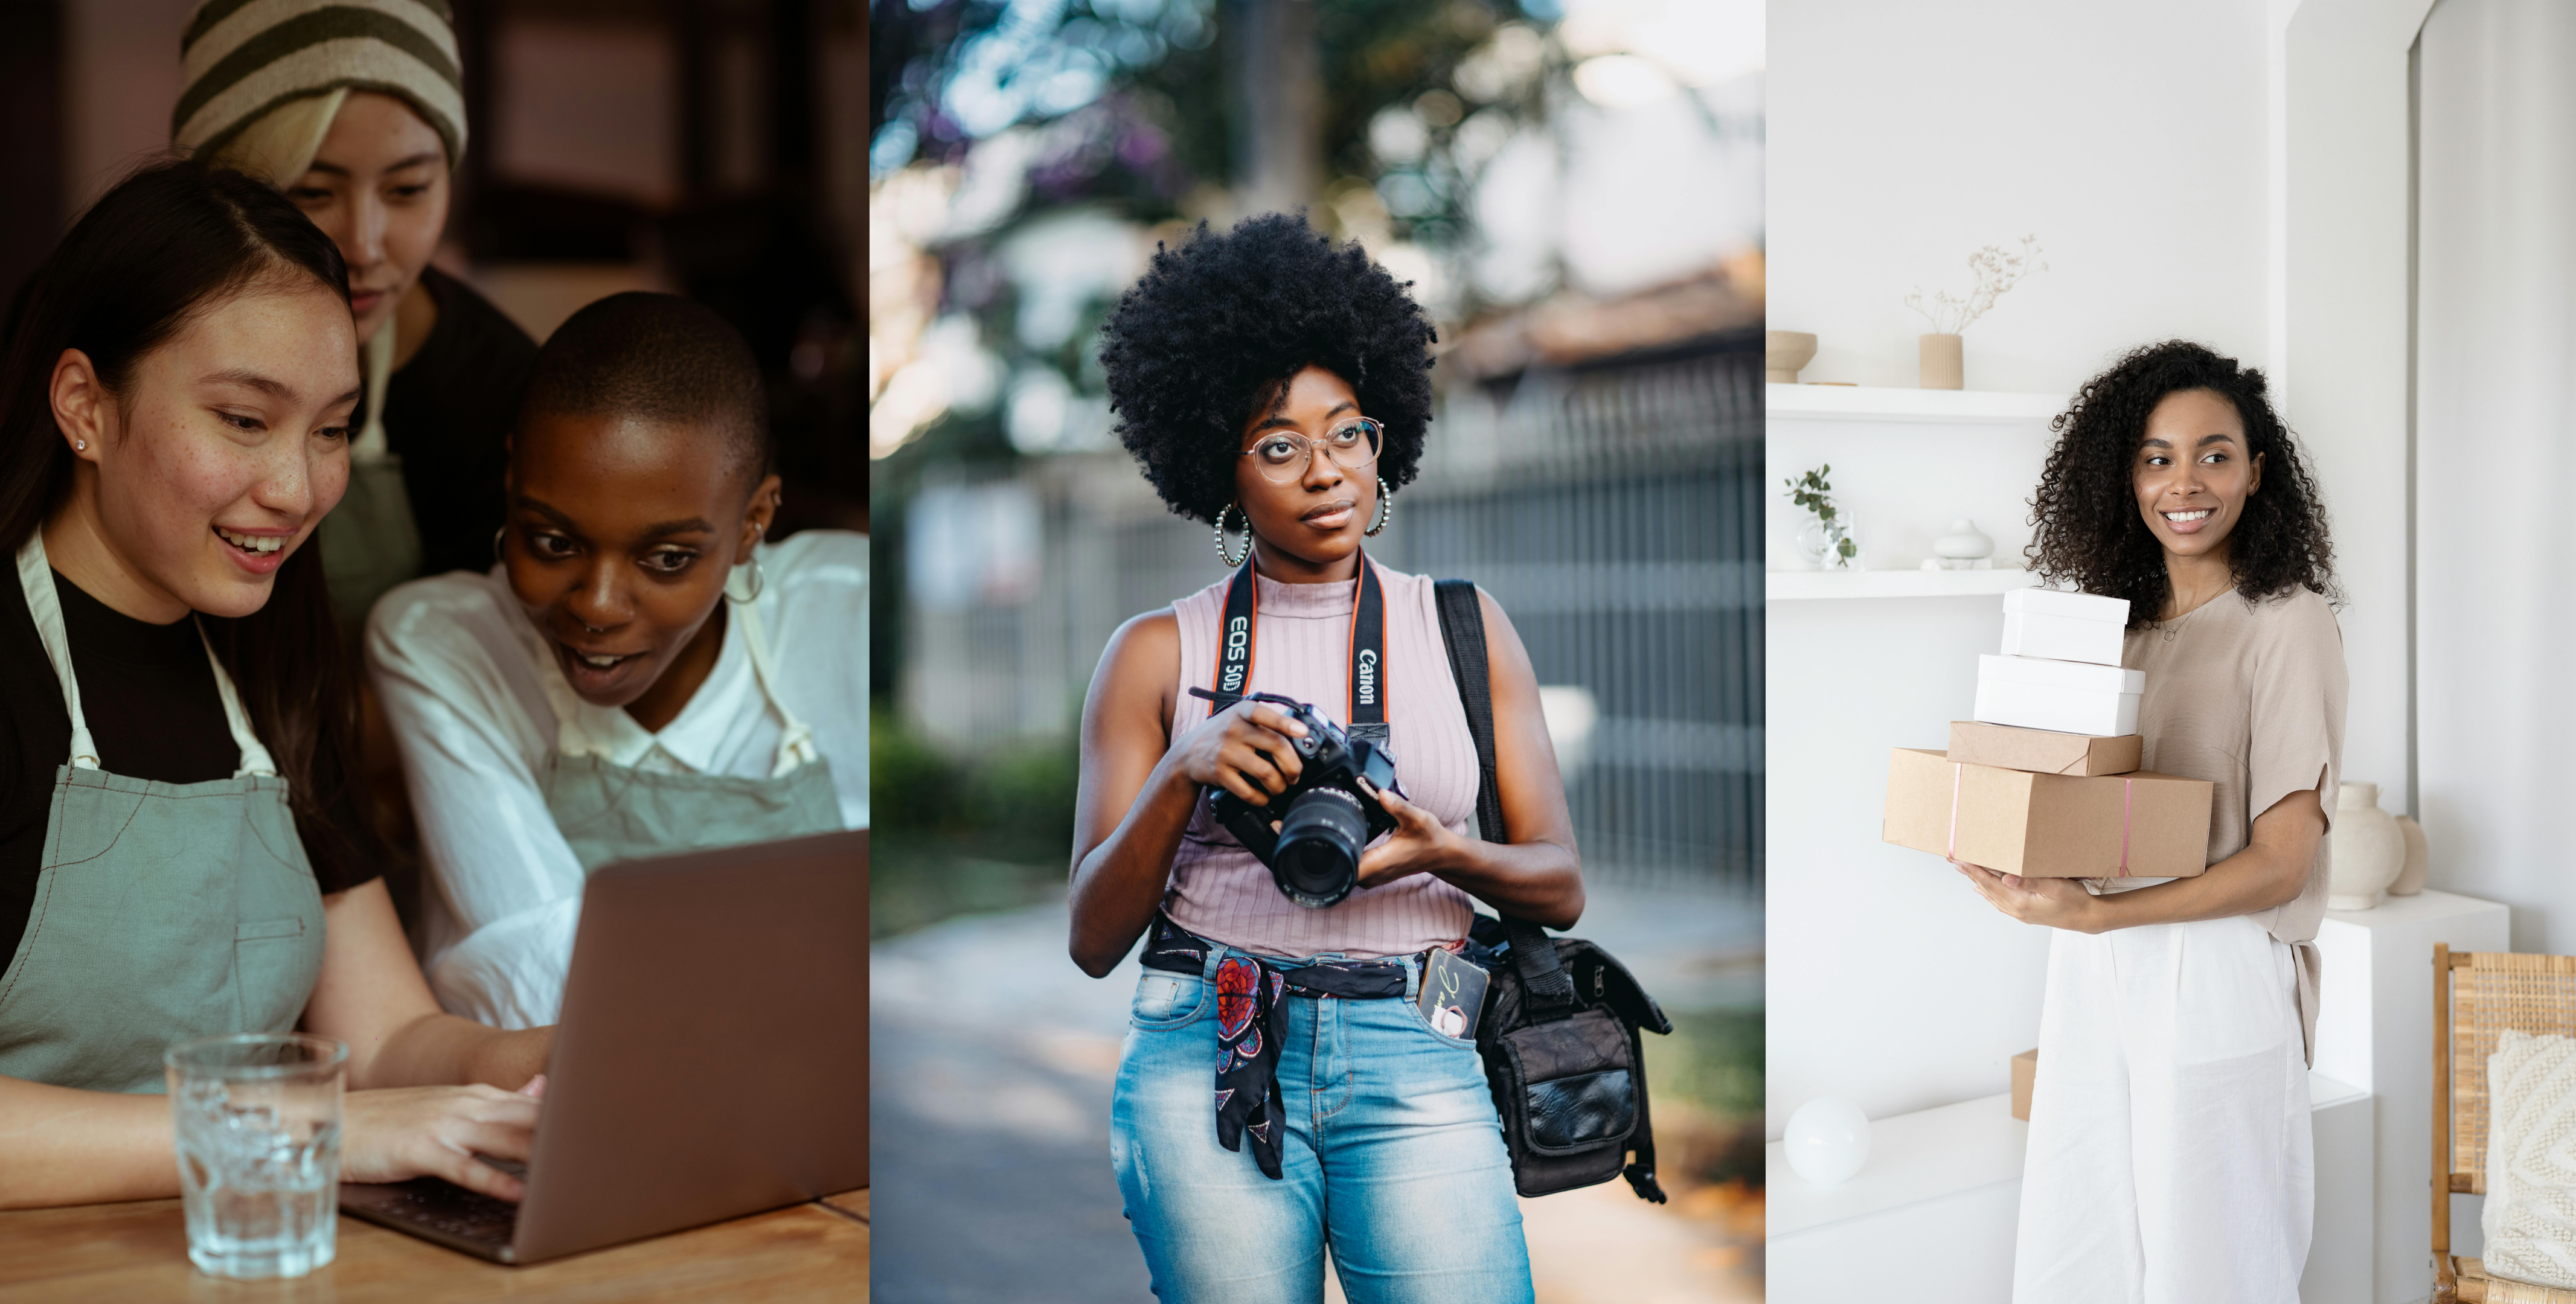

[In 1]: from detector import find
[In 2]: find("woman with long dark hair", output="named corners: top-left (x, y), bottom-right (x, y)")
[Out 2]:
top-left (1069, 214), bottom-right (1581, 1303)
top-left (1952, 341), bottom-right (2347, 1300)
top-left (0, 159), bottom-right (548, 1207)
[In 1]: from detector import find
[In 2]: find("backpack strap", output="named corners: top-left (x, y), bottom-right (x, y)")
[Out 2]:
top-left (1432, 579), bottom-right (1575, 1014)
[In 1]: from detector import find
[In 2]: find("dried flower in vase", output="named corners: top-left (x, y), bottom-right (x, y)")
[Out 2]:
top-left (1905, 235), bottom-right (2049, 335)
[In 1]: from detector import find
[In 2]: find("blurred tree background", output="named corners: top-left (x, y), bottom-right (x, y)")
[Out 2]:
top-left (866, 0), bottom-right (1761, 928)
top-left (869, 0), bottom-right (1579, 928)
top-left (865, 5), bottom-right (1769, 1256)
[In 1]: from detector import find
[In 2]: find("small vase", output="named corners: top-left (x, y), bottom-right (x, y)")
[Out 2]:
top-left (1767, 330), bottom-right (1818, 383)
top-left (1920, 333), bottom-right (1964, 390)
top-left (2327, 781), bottom-right (2406, 910)
top-left (1797, 517), bottom-right (1859, 571)
top-left (2391, 816), bottom-right (2429, 896)
top-left (1785, 1097), bottom-right (1872, 1187)
top-left (1933, 518), bottom-right (1994, 561)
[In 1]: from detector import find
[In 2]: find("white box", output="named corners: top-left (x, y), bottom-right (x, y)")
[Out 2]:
top-left (1972, 654), bottom-right (2144, 737)
top-left (1999, 589), bottom-right (2131, 666)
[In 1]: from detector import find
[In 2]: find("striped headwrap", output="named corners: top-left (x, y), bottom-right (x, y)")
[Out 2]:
top-left (173, 0), bottom-right (467, 171)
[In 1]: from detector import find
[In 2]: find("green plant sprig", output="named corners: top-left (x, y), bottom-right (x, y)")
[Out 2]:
top-left (1784, 465), bottom-right (1836, 522)
top-left (1783, 465), bottom-right (1856, 560)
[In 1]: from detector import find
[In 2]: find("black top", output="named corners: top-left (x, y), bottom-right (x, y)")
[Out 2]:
top-left (0, 570), bottom-right (379, 963)
top-left (369, 266), bottom-right (539, 580)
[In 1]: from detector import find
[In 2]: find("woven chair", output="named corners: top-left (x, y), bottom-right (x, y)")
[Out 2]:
top-left (2435, 945), bottom-right (2576, 1303)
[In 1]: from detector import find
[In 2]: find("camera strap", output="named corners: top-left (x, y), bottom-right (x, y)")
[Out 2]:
top-left (1208, 551), bottom-right (1390, 747)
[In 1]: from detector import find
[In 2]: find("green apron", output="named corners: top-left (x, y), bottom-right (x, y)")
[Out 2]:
top-left (0, 534), bottom-right (327, 1094)
top-left (319, 321), bottom-right (424, 643)
top-left (535, 585), bottom-right (842, 872)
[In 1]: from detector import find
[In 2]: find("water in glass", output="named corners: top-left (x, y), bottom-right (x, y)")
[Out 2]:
top-left (166, 1034), bottom-right (345, 1279)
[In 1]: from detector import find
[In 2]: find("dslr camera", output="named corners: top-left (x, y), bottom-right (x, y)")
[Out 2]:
top-left (1205, 691), bottom-right (1400, 909)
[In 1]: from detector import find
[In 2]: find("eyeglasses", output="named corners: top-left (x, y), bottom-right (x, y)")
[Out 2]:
top-left (1241, 418), bottom-right (1382, 483)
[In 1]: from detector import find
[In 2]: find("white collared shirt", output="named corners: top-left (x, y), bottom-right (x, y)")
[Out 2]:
top-left (365, 531), bottom-right (867, 1028)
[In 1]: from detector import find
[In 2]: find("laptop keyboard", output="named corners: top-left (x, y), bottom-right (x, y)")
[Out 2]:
top-left (368, 1176), bottom-right (523, 1246)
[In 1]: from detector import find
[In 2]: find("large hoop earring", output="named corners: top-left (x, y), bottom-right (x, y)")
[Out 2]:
top-left (725, 523), bottom-right (769, 602)
top-left (1214, 503), bottom-right (1249, 567)
top-left (1364, 477), bottom-right (1393, 537)
top-left (492, 527), bottom-right (507, 564)
top-left (725, 554), bottom-right (767, 603)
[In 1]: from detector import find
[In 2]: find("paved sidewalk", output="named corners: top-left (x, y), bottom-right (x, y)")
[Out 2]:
top-left (868, 886), bottom-right (1761, 1303)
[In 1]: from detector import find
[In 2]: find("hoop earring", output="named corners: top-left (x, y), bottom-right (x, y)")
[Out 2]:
top-left (1365, 477), bottom-right (1393, 537)
top-left (726, 554), bottom-right (767, 603)
top-left (492, 527), bottom-right (506, 564)
top-left (1214, 503), bottom-right (1249, 567)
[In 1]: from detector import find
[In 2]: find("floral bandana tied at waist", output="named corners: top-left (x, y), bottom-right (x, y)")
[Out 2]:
top-left (1140, 913), bottom-right (1414, 1179)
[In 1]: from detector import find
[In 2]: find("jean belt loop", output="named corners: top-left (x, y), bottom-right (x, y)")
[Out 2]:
top-left (1201, 942), bottom-right (1229, 983)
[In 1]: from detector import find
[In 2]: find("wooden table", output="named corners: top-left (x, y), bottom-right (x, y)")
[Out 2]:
top-left (0, 1188), bottom-right (868, 1302)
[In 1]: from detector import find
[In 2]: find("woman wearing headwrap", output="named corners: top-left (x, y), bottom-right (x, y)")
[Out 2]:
top-left (175, 0), bottom-right (539, 638)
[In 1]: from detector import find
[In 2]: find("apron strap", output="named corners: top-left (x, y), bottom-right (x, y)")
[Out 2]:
top-left (351, 317), bottom-right (397, 463)
top-left (16, 531), bottom-right (101, 770)
top-left (734, 582), bottom-right (819, 778)
top-left (14, 529), bottom-right (273, 778)
top-left (196, 621), bottom-right (277, 778)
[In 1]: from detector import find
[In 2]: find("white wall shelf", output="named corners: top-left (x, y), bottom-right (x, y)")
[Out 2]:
top-left (1767, 568), bottom-right (2037, 601)
top-left (1767, 383), bottom-right (2066, 424)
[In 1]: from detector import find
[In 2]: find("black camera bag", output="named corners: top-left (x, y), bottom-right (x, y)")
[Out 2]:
top-left (1433, 579), bottom-right (1671, 1203)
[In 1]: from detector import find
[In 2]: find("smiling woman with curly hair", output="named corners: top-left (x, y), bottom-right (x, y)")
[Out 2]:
top-left (1956, 340), bottom-right (2350, 1302)
top-left (1068, 213), bottom-right (1580, 1304)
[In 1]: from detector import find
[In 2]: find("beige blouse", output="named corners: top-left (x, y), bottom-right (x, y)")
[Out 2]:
top-left (2110, 585), bottom-right (2348, 1064)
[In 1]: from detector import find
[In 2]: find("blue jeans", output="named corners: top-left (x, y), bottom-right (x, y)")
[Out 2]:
top-left (1109, 944), bottom-right (1535, 1304)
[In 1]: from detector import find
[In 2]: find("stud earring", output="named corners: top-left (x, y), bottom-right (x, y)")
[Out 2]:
top-left (73, 439), bottom-right (85, 452)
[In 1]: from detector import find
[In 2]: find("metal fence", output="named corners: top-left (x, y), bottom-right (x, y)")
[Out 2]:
top-left (903, 334), bottom-right (1764, 892)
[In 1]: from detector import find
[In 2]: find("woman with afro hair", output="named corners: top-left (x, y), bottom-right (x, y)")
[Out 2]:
top-left (1952, 340), bottom-right (2348, 1301)
top-left (1066, 213), bottom-right (1578, 1303)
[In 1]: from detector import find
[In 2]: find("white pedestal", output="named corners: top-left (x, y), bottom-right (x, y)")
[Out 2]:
top-left (2310, 889), bottom-right (2511, 1304)
top-left (1765, 1076), bottom-right (2369, 1302)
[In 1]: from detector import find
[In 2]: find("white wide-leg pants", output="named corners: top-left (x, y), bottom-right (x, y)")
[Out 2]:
top-left (2011, 914), bottom-right (2313, 1303)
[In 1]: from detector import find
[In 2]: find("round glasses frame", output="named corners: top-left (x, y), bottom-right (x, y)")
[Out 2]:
top-left (1240, 418), bottom-right (1383, 484)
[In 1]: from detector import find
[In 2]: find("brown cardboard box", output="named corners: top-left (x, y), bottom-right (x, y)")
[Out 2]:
top-left (1881, 748), bottom-right (2213, 878)
top-left (2011, 1048), bottom-right (2038, 1121)
top-left (1947, 721), bottom-right (2142, 777)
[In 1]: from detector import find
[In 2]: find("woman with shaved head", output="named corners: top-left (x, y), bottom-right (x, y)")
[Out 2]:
top-left (366, 293), bottom-right (868, 1030)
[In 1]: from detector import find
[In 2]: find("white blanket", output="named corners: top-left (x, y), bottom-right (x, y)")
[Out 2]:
top-left (2484, 1029), bottom-right (2576, 1288)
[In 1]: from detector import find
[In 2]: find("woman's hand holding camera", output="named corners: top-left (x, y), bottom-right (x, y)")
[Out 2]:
top-left (1357, 785), bottom-right (1460, 887)
top-left (1174, 700), bottom-right (1309, 807)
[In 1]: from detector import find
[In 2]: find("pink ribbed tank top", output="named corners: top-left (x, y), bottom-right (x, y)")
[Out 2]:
top-left (1162, 562), bottom-right (1480, 960)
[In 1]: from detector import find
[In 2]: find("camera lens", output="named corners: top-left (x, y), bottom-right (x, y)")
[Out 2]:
top-left (1272, 787), bottom-right (1367, 909)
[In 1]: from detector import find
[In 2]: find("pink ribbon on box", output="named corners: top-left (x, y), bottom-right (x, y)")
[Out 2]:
top-left (1948, 762), bottom-right (1962, 859)
top-left (2116, 776), bottom-right (2133, 877)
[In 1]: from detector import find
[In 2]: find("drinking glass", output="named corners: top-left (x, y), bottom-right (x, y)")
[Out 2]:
top-left (165, 1033), bottom-right (347, 1279)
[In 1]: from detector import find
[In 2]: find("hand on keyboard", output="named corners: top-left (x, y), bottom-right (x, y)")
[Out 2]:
top-left (344, 1085), bottom-right (541, 1201)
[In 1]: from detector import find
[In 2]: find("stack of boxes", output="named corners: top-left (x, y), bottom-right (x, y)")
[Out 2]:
top-left (1882, 589), bottom-right (2215, 881)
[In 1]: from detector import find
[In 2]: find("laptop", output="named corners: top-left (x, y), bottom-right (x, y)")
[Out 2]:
top-left (339, 829), bottom-right (867, 1265)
